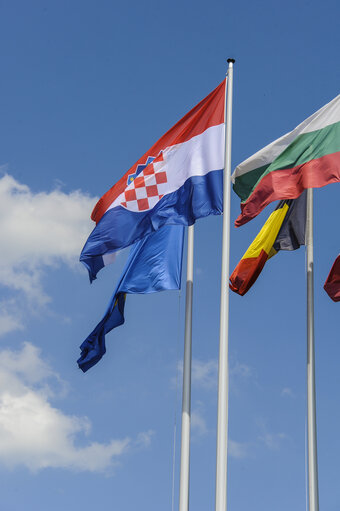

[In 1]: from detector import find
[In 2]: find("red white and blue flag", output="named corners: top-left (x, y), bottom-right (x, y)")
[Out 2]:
top-left (80, 80), bottom-right (226, 281)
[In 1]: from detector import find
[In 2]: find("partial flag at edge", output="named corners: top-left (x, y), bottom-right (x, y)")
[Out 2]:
top-left (324, 255), bottom-right (340, 302)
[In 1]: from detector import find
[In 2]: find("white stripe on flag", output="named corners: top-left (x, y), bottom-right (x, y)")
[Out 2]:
top-left (232, 94), bottom-right (340, 181)
top-left (108, 123), bottom-right (225, 213)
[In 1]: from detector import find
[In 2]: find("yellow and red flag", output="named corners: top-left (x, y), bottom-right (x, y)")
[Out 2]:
top-left (230, 192), bottom-right (306, 296)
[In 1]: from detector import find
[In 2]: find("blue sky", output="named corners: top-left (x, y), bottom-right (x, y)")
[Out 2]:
top-left (0, 0), bottom-right (339, 510)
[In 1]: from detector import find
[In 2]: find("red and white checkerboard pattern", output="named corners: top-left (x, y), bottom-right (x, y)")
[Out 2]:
top-left (120, 164), bottom-right (168, 212)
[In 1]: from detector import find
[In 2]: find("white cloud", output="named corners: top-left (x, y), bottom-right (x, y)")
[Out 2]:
top-left (171, 358), bottom-right (251, 458)
top-left (0, 342), bottom-right (151, 473)
top-left (0, 300), bottom-right (24, 337)
top-left (190, 410), bottom-right (248, 459)
top-left (230, 361), bottom-right (253, 380)
top-left (259, 432), bottom-right (288, 451)
top-left (191, 401), bottom-right (209, 436)
top-left (0, 342), bottom-right (55, 385)
top-left (171, 360), bottom-right (217, 390)
top-left (191, 359), bottom-right (218, 389)
top-left (135, 430), bottom-right (155, 448)
top-left (257, 419), bottom-right (288, 451)
top-left (173, 358), bottom-right (253, 393)
top-left (229, 440), bottom-right (248, 459)
top-left (190, 401), bottom-right (248, 459)
top-left (191, 410), bottom-right (208, 436)
top-left (0, 174), bottom-right (96, 306)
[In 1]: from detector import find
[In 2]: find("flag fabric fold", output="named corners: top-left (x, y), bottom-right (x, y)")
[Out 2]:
top-left (78, 224), bottom-right (184, 372)
top-left (324, 255), bottom-right (340, 302)
top-left (230, 191), bottom-right (306, 296)
top-left (232, 94), bottom-right (340, 227)
top-left (80, 80), bottom-right (226, 281)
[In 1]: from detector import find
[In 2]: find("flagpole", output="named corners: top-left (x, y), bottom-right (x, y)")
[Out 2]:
top-left (306, 188), bottom-right (319, 511)
top-left (179, 224), bottom-right (194, 511)
top-left (215, 58), bottom-right (234, 511)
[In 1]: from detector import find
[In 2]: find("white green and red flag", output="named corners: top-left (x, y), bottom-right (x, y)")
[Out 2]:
top-left (232, 94), bottom-right (340, 226)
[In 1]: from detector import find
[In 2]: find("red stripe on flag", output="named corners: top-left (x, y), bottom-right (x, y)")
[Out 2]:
top-left (91, 80), bottom-right (226, 224)
top-left (229, 250), bottom-right (269, 296)
top-left (235, 151), bottom-right (340, 227)
top-left (324, 255), bottom-right (340, 302)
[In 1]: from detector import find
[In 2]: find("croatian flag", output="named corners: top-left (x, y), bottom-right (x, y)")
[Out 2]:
top-left (81, 80), bottom-right (226, 281)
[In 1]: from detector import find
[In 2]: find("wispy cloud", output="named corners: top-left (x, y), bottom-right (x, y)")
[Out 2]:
top-left (191, 401), bottom-right (209, 437)
top-left (192, 359), bottom-right (218, 389)
top-left (230, 361), bottom-right (253, 380)
top-left (0, 342), bottom-right (152, 473)
top-left (190, 401), bottom-right (248, 458)
top-left (257, 419), bottom-right (288, 451)
top-left (259, 432), bottom-right (288, 450)
top-left (171, 358), bottom-right (252, 458)
top-left (229, 439), bottom-right (248, 459)
top-left (135, 430), bottom-right (155, 448)
top-left (191, 410), bottom-right (208, 436)
top-left (281, 387), bottom-right (295, 398)
top-left (174, 358), bottom-right (253, 391)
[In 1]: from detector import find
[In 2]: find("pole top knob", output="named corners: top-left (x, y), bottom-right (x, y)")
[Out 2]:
top-left (227, 58), bottom-right (235, 64)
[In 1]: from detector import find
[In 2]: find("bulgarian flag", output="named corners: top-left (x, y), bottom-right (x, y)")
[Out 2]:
top-left (230, 192), bottom-right (306, 296)
top-left (233, 94), bottom-right (340, 227)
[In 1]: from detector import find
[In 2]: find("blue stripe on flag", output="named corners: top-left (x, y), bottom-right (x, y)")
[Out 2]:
top-left (80, 169), bottom-right (222, 281)
top-left (78, 224), bottom-right (185, 372)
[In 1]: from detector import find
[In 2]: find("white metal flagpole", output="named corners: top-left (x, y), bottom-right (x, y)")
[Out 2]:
top-left (306, 188), bottom-right (320, 511)
top-left (215, 58), bottom-right (234, 511)
top-left (179, 224), bottom-right (194, 511)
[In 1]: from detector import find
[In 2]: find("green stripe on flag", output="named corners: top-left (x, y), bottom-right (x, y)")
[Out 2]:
top-left (234, 120), bottom-right (340, 203)
top-left (233, 164), bottom-right (269, 202)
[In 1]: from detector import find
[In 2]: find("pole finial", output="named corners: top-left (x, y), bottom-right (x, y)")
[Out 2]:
top-left (227, 58), bottom-right (235, 64)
